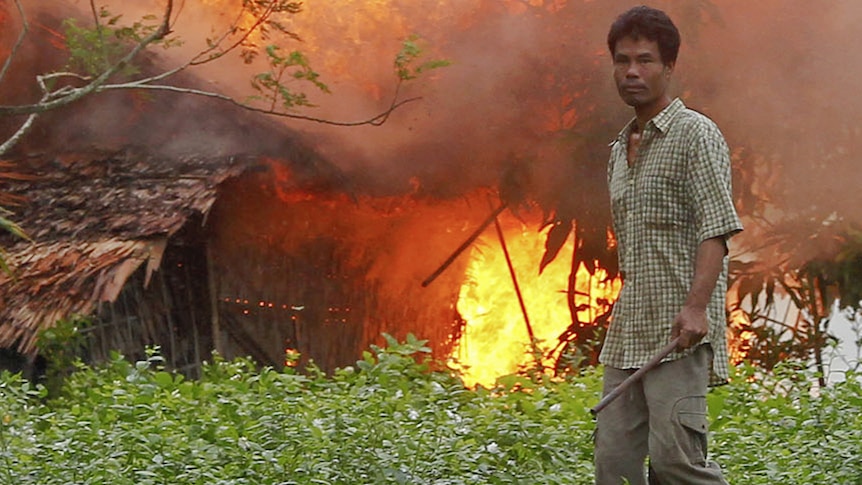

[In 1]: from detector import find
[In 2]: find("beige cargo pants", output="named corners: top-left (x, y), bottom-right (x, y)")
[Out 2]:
top-left (594, 344), bottom-right (729, 485)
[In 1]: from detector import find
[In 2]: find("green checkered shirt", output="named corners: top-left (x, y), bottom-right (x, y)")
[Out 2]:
top-left (602, 98), bottom-right (743, 385)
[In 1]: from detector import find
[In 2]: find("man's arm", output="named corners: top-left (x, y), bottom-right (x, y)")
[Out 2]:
top-left (672, 235), bottom-right (727, 349)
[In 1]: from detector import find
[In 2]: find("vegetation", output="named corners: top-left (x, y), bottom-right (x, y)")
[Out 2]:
top-left (0, 0), bottom-right (445, 273)
top-left (0, 0), bottom-right (446, 157)
top-left (0, 335), bottom-right (859, 484)
top-left (0, 161), bottom-right (30, 273)
top-left (1, 3), bottom-right (861, 480)
top-left (730, 224), bottom-right (862, 383)
top-left (0, 1), bottom-right (856, 379)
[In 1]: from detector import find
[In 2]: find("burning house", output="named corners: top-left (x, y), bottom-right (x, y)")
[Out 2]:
top-left (0, 87), bottom-right (479, 380)
top-left (0, 24), bottom-right (474, 379)
top-left (8, 0), bottom-right (859, 385)
top-left (0, 104), bottom-right (614, 383)
top-left (0, 144), bottom-right (488, 377)
top-left (0, 0), bottom-right (628, 385)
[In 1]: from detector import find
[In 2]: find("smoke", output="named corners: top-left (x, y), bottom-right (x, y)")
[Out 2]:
top-left (0, 0), bottom-right (319, 161)
top-left (4, 0), bottom-right (862, 252)
top-left (5, 0), bottom-right (860, 371)
top-left (675, 1), bottom-right (862, 262)
top-left (263, 0), bottom-right (862, 258)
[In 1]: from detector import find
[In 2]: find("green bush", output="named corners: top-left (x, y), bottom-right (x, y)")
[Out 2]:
top-left (0, 335), bottom-right (860, 484)
top-left (709, 362), bottom-right (862, 483)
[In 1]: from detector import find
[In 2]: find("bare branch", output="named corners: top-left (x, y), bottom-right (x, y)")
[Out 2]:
top-left (0, 0), bottom-right (29, 86)
top-left (0, 112), bottom-right (40, 156)
top-left (40, 72), bottom-right (92, 83)
top-left (188, 3), bottom-right (276, 67)
top-left (97, 81), bottom-right (420, 127)
top-left (0, 0), bottom-right (174, 117)
top-left (105, 17), bottom-right (243, 90)
top-left (0, 87), bottom-right (50, 157)
top-left (89, 0), bottom-right (109, 67)
top-left (372, 80), bottom-right (405, 126)
top-left (0, 0), bottom-right (427, 137)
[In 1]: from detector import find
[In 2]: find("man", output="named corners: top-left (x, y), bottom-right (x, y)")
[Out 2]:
top-left (595, 6), bottom-right (742, 485)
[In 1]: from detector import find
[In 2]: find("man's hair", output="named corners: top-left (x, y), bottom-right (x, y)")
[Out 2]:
top-left (607, 6), bottom-right (680, 65)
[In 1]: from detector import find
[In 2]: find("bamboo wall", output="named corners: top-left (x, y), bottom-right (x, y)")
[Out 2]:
top-left (83, 242), bottom-right (213, 377)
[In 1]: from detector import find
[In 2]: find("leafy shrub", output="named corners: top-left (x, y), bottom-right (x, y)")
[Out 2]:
top-left (710, 362), bottom-right (862, 483)
top-left (0, 335), bottom-right (860, 484)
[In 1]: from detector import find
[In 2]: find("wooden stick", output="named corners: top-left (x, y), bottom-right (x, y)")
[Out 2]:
top-left (590, 337), bottom-right (681, 416)
top-left (421, 202), bottom-right (508, 287)
top-left (492, 214), bottom-right (535, 344)
top-left (206, 242), bottom-right (223, 357)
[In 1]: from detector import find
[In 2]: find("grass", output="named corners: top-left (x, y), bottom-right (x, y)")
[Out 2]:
top-left (0, 335), bottom-right (860, 484)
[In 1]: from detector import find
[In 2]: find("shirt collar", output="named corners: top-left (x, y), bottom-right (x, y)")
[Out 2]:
top-left (649, 97), bottom-right (684, 134)
top-left (612, 97), bottom-right (685, 144)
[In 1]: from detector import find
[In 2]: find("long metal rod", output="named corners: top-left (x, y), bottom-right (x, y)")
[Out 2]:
top-left (421, 202), bottom-right (508, 287)
top-left (590, 337), bottom-right (680, 416)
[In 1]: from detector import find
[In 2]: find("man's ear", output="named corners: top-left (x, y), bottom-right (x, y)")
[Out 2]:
top-left (664, 61), bottom-right (676, 77)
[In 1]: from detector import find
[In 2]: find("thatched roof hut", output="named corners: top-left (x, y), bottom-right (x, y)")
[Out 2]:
top-left (0, 141), bottom-right (475, 376)
top-left (0, 1), bottom-right (482, 376)
top-left (0, 150), bottom-right (254, 370)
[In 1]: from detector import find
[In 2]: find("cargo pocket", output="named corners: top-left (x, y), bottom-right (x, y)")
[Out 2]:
top-left (674, 397), bottom-right (709, 466)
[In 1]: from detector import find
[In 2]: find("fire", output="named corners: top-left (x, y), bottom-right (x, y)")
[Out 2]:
top-left (453, 210), bottom-right (620, 388)
top-left (727, 308), bottom-right (753, 364)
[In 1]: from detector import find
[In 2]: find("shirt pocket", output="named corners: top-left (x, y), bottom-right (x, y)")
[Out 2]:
top-left (639, 175), bottom-right (690, 229)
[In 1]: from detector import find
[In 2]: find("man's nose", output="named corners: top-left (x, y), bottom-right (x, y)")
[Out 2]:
top-left (625, 62), bottom-right (640, 77)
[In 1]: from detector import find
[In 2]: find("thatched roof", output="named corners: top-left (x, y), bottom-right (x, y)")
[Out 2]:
top-left (0, 149), bottom-right (255, 356)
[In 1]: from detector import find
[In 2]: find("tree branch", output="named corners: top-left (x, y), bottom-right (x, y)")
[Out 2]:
top-left (0, 112), bottom-right (39, 156)
top-left (0, 0), bottom-right (173, 117)
top-left (188, 2), bottom-right (277, 67)
top-left (97, 81), bottom-right (421, 126)
top-left (0, 0), bottom-right (29, 86)
top-left (89, 0), bottom-right (109, 68)
top-left (0, 0), bottom-right (430, 147)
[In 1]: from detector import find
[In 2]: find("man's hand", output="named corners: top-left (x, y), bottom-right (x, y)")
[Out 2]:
top-left (671, 305), bottom-right (709, 350)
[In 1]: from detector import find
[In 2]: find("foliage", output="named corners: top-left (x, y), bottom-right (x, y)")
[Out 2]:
top-left (0, 208), bottom-right (27, 275)
top-left (394, 35), bottom-right (452, 81)
top-left (63, 7), bottom-right (180, 77)
top-left (233, 0), bottom-right (304, 64)
top-left (0, 162), bottom-right (30, 275)
top-left (34, 316), bottom-right (91, 398)
top-left (250, 46), bottom-right (330, 110)
top-left (729, 223), bottom-right (862, 381)
top-left (800, 226), bottom-right (862, 313)
top-left (0, 0), bottom-right (448, 158)
top-left (0, 335), bottom-right (860, 484)
top-left (710, 362), bottom-right (862, 483)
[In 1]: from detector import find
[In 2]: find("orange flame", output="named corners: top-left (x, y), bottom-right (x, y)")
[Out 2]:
top-left (182, 1), bottom-right (628, 384)
top-left (727, 308), bottom-right (755, 365)
top-left (453, 211), bottom-right (620, 388)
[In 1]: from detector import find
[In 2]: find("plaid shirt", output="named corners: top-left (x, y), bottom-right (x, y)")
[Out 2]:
top-left (602, 98), bottom-right (743, 385)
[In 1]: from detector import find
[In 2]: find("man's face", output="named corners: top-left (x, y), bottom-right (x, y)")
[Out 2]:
top-left (612, 36), bottom-right (673, 111)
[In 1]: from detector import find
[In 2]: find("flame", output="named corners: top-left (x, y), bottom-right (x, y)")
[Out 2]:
top-left (453, 210), bottom-right (620, 388)
top-left (192, 0), bottom-right (276, 46)
top-left (727, 307), bottom-right (756, 365)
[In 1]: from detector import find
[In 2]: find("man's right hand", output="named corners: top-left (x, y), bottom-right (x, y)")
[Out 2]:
top-left (671, 305), bottom-right (708, 349)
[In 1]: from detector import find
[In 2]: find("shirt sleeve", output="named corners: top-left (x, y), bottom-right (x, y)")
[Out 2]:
top-left (686, 120), bottom-right (743, 243)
